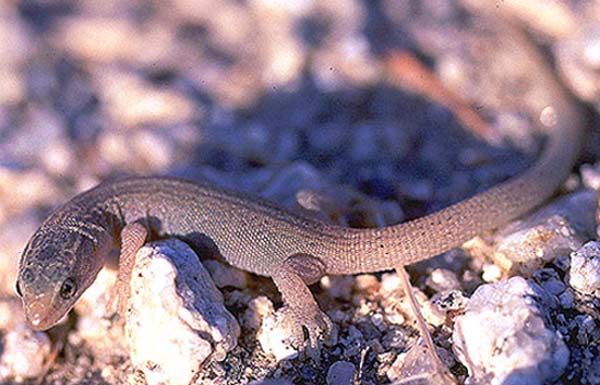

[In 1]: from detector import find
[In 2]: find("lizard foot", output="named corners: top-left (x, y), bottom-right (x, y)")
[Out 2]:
top-left (279, 304), bottom-right (337, 361)
top-left (271, 254), bottom-right (336, 360)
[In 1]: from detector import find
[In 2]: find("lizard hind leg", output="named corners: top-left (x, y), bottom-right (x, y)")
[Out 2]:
top-left (271, 253), bottom-right (336, 361)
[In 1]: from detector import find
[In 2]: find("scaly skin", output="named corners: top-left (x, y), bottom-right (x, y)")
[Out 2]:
top-left (16, 28), bottom-right (583, 353)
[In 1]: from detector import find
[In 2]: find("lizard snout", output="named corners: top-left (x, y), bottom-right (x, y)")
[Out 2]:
top-left (24, 298), bottom-right (57, 331)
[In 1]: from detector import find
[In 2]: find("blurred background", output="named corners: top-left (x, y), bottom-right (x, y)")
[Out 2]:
top-left (1, 0), bottom-right (600, 383)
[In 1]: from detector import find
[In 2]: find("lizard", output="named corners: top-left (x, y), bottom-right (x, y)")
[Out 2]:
top-left (15, 37), bottom-right (584, 358)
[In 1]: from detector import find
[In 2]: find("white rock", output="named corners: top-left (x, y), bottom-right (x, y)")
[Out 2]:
top-left (493, 191), bottom-right (598, 276)
top-left (453, 277), bottom-right (569, 385)
top-left (569, 241), bottom-right (600, 296)
top-left (126, 239), bottom-right (240, 385)
top-left (75, 267), bottom-right (127, 355)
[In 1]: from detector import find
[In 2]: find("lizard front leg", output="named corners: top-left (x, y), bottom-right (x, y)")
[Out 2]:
top-left (271, 254), bottom-right (336, 359)
top-left (114, 222), bottom-right (148, 320)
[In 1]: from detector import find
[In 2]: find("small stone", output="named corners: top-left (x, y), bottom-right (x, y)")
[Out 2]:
top-left (574, 315), bottom-right (597, 345)
top-left (386, 341), bottom-right (455, 385)
top-left (558, 289), bottom-right (575, 309)
top-left (481, 262), bottom-right (502, 282)
top-left (533, 268), bottom-right (566, 296)
top-left (371, 312), bottom-right (385, 331)
top-left (55, 17), bottom-right (172, 64)
top-left (581, 163), bottom-right (600, 190)
top-left (243, 296), bottom-right (274, 331)
top-left (126, 239), bottom-right (240, 385)
top-left (453, 277), bottom-right (568, 385)
top-left (380, 272), bottom-right (402, 295)
top-left (555, 25), bottom-right (600, 108)
top-left (97, 69), bottom-right (195, 127)
top-left (354, 274), bottom-right (380, 293)
top-left (431, 290), bottom-right (468, 314)
top-left (326, 361), bottom-right (356, 385)
top-left (380, 272), bottom-right (444, 327)
top-left (257, 309), bottom-right (299, 362)
top-left (0, 167), bottom-right (60, 218)
top-left (569, 241), bottom-right (600, 297)
top-left (204, 259), bottom-right (248, 289)
top-left (426, 268), bottom-right (461, 292)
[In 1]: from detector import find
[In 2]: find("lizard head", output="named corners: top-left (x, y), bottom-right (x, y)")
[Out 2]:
top-left (16, 223), bottom-right (111, 330)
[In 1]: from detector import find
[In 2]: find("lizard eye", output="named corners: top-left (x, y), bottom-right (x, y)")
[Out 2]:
top-left (59, 278), bottom-right (78, 300)
top-left (15, 281), bottom-right (22, 297)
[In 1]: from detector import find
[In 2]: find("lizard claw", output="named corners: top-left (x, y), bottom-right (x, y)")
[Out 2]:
top-left (280, 304), bottom-right (337, 361)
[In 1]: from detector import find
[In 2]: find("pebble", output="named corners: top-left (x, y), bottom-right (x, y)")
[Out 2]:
top-left (430, 290), bottom-right (468, 314)
top-left (569, 241), bottom-right (600, 297)
top-left (243, 296), bottom-right (274, 331)
top-left (558, 289), bottom-right (575, 309)
top-left (533, 268), bottom-right (566, 296)
top-left (386, 341), bottom-right (455, 385)
top-left (580, 163), bottom-right (600, 191)
top-left (55, 17), bottom-right (171, 64)
top-left (326, 361), bottom-right (356, 385)
top-left (249, 0), bottom-right (305, 86)
top-left (555, 24), bottom-right (600, 109)
top-left (425, 268), bottom-right (461, 292)
top-left (0, 7), bottom-right (30, 105)
top-left (380, 272), bottom-right (445, 328)
top-left (125, 239), bottom-right (240, 385)
top-left (257, 306), bottom-right (300, 362)
top-left (493, 191), bottom-right (598, 276)
top-left (0, 167), bottom-right (60, 218)
top-left (96, 69), bottom-right (195, 127)
top-left (453, 277), bottom-right (569, 385)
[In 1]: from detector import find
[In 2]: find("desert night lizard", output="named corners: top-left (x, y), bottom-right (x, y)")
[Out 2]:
top-left (15, 48), bottom-right (584, 355)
